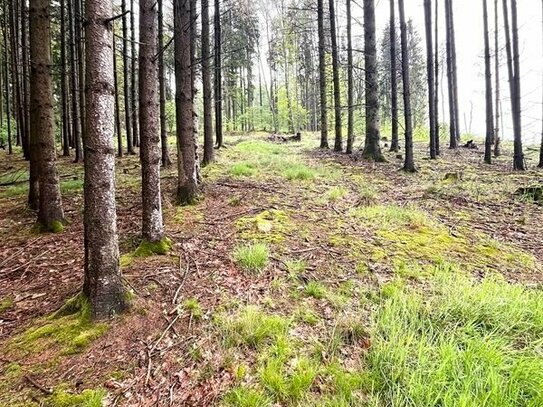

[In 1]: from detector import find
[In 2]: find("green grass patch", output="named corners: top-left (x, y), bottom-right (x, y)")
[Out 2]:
top-left (216, 306), bottom-right (290, 348)
top-left (182, 298), bottom-right (203, 320)
top-left (283, 163), bottom-right (316, 181)
top-left (223, 387), bottom-right (272, 407)
top-left (325, 186), bottom-right (348, 202)
top-left (9, 294), bottom-right (108, 356)
top-left (365, 268), bottom-right (543, 406)
top-left (304, 281), bottom-right (327, 299)
top-left (233, 242), bottom-right (269, 273)
top-left (0, 296), bottom-right (13, 314)
top-left (236, 210), bottom-right (293, 243)
top-left (229, 162), bottom-right (259, 177)
top-left (45, 387), bottom-right (105, 407)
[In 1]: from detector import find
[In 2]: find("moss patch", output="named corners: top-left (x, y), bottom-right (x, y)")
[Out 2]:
top-left (134, 237), bottom-right (172, 257)
top-left (0, 296), bottom-right (13, 314)
top-left (236, 210), bottom-right (293, 243)
top-left (9, 294), bottom-right (108, 357)
top-left (45, 387), bottom-right (105, 407)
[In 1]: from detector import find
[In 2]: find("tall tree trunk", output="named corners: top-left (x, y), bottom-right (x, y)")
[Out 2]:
top-left (29, 0), bottom-right (65, 230)
top-left (202, 0), bottom-right (214, 165)
top-left (214, 0), bottom-right (223, 148)
top-left (113, 34), bottom-right (123, 157)
top-left (329, 0), bottom-right (342, 151)
top-left (510, 0), bottom-right (524, 170)
top-left (21, 0), bottom-right (30, 159)
top-left (445, 0), bottom-right (458, 149)
top-left (389, 0), bottom-right (399, 152)
top-left (399, 0), bottom-right (416, 172)
top-left (539, 0), bottom-right (543, 168)
top-left (346, 0), bottom-right (354, 154)
top-left (68, 0), bottom-right (83, 162)
top-left (122, 0), bottom-right (134, 154)
top-left (139, 0), bottom-right (165, 244)
top-left (494, 0), bottom-right (501, 157)
top-left (130, 0), bottom-right (139, 148)
top-left (158, 0), bottom-right (171, 166)
top-left (175, 0), bottom-right (198, 204)
top-left (362, 0), bottom-right (385, 161)
top-left (317, 0), bottom-right (328, 148)
top-left (3, 17), bottom-right (12, 155)
top-left (189, 0), bottom-right (200, 182)
top-left (76, 0), bottom-right (86, 159)
top-left (60, 0), bottom-right (70, 157)
top-left (83, 0), bottom-right (126, 320)
top-left (424, 0), bottom-right (437, 159)
top-left (434, 0), bottom-right (440, 155)
top-left (483, 0), bottom-right (494, 164)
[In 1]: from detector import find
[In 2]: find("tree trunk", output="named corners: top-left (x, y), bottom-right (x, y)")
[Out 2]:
top-left (202, 0), bottom-right (214, 165)
top-left (362, 0), bottom-right (385, 161)
top-left (329, 0), bottom-right (342, 151)
top-left (75, 0), bottom-right (86, 160)
top-left (399, 0), bottom-right (416, 172)
top-left (389, 0), bottom-right (399, 153)
top-left (130, 0), bottom-right (139, 148)
top-left (68, 0), bottom-right (83, 162)
top-left (139, 0), bottom-right (165, 244)
top-left (29, 0), bottom-right (65, 229)
top-left (494, 0), bottom-right (501, 157)
top-left (434, 0), bottom-right (440, 155)
top-left (483, 0), bottom-right (494, 164)
top-left (346, 0), bottom-right (354, 154)
top-left (158, 0), bottom-right (172, 166)
top-left (83, 0), bottom-right (126, 320)
top-left (122, 0), bottom-right (134, 155)
top-left (317, 0), bottom-right (328, 148)
top-left (444, 0), bottom-right (457, 148)
top-left (424, 0), bottom-right (437, 159)
top-left (113, 34), bottom-right (123, 157)
top-left (510, 0), bottom-right (524, 170)
top-left (60, 0), bottom-right (70, 157)
top-left (539, 0), bottom-right (543, 168)
top-left (175, 0), bottom-right (198, 204)
top-left (3, 18), bottom-right (12, 155)
top-left (214, 0), bottom-right (223, 148)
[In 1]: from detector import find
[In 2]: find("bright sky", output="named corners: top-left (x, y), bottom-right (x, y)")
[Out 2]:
top-left (368, 0), bottom-right (543, 144)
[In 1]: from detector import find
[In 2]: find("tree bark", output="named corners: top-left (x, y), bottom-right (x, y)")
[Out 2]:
top-left (175, 0), bottom-right (198, 204)
top-left (121, 0), bottom-right (134, 155)
top-left (424, 0), bottom-right (437, 159)
top-left (29, 0), bottom-right (65, 229)
top-left (214, 0), bottom-right (223, 148)
top-left (494, 0), bottom-right (501, 157)
top-left (68, 0), bottom-right (83, 162)
top-left (510, 0), bottom-right (524, 170)
top-left (389, 0), bottom-right (399, 153)
top-left (399, 0), bottom-right (416, 172)
top-left (317, 0), bottom-right (328, 149)
top-left (329, 0), bottom-right (342, 151)
top-left (483, 0), bottom-right (494, 164)
top-left (445, 0), bottom-right (458, 148)
top-left (83, 0), bottom-right (126, 320)
top-left (158, 0), bottom-right (172, 166)
top-left (113, 34), bottom-right (123, 157)
top-left (346, 0), bottom-right (354, 154)
top-left (202, 0), bottom-right (214, 165)
top-left (60, 0), bottom-right (70, 157)
top-left (434, 0), bottom-right (440, 155)
top-left (362, 0), bottom-right (385, 162)
top-left (139, 0), bottom-right (165, 243)
top-left (75, 0), bottom-right (86, 159)
top-left (130, 0), bottom-right (139, 148)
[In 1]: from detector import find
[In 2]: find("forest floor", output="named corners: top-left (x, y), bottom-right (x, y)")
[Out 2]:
top-left (1, 133), bottom-right (543, 407)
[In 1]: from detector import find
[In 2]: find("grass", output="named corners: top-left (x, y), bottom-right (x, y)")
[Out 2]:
top-left (216, 306), bottom-right (290, 348)
top-left (283, 163), bottom-right (316, 181)
top-left (182, 298), bottom-right (203, 319)
top-left (304, 281), bottom-right (327, 299)
top-left (223, 387), bottom-right (272, 407)
top-left (45, 387), bottom-right (105, 407)
top-left (364, 266), bottom-right (543, 407)
top-left (233, 242), bottom-right (269, 273)
top-left (0, 296), bottom-right (13, 314)
top-left (325, 186), bottom-right (348, 202)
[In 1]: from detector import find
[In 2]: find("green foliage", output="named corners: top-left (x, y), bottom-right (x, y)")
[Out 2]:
top-left (366, 269), bottom-right (543, 406)
top-left (216, 306), bottom-right (290, 348)
top-left (10, 294), bottom-right (108, 356)
top-left (325, 186), bottom-right (348, 202)
top-left (45, 388), bottom-right (105, 407)
top-left (236, 210), bottom-right (293, 243)
top-left (229, 162), bottom-right (258, 177)
top-left (233, 243), bottom-right (269, 273)
top-left (134, 237), bottom-right (172, 257)
top-left (182, 298), bottom-right (203, 320)
top-left (283, 163), bottom-right (316, 181)
top-left (223, 387), bottom-right (272, 407)
top-left (0, 297), bottom-right (13, 314)
top-left (305, 281), bottom-right (327, 299)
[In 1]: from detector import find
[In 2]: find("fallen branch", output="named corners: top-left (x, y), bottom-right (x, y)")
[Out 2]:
top-left (24, 375), bottom-right (53, 395)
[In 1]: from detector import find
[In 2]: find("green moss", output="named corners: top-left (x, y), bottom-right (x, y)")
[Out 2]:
top-left (182, 298), bottom-right (203, 320)
top-left (10, 294), bottom-right (108, 356)
top-left (134, 237), bottom-right (172, 257)
top-left (236, 210), bottom-right (293, 243)
top-left (45, 388), bottom-right (105, 407)
top-left (34, 220), bottom-right (65, 234)
top-left (0, 296), bottom-right (13, 314)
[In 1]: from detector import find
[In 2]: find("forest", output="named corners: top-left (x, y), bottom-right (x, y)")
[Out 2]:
top-left (1, 0), bottom-right (543, 405)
